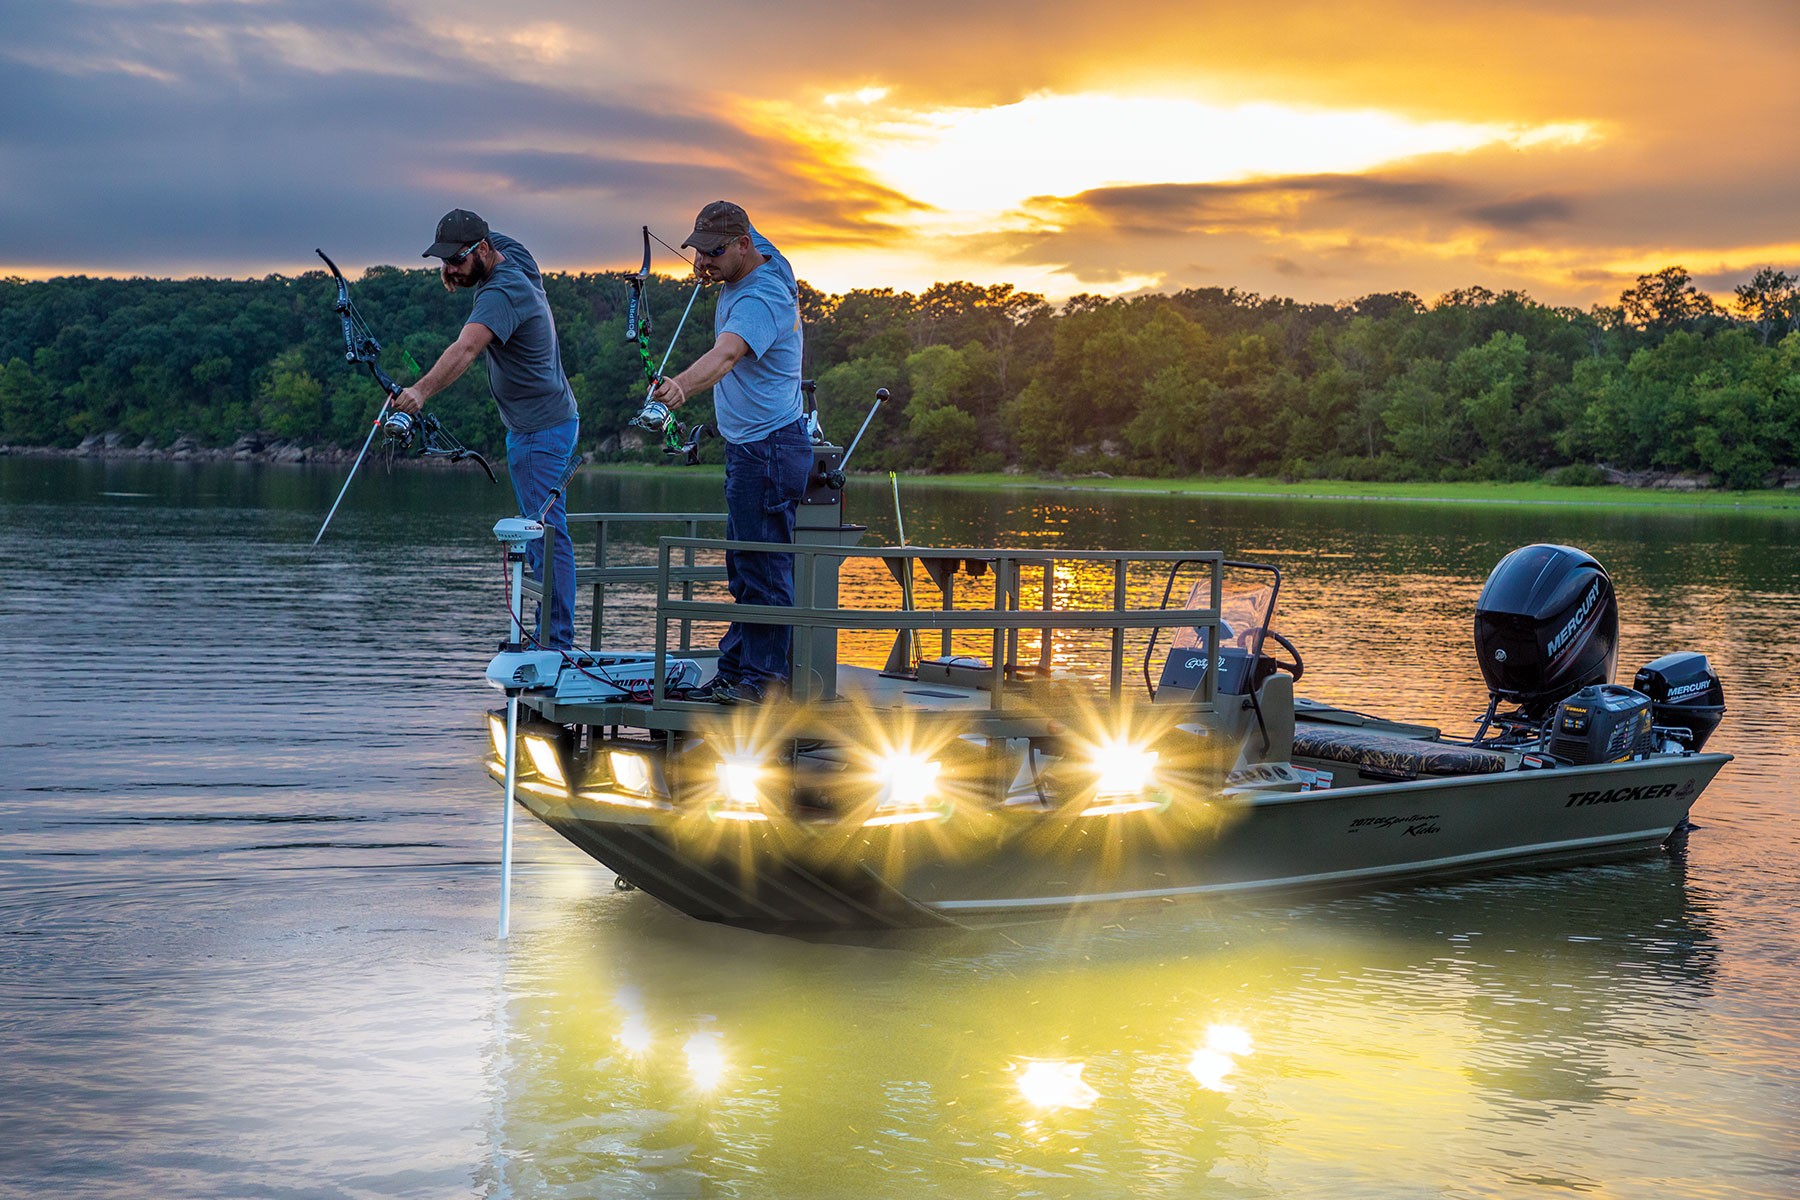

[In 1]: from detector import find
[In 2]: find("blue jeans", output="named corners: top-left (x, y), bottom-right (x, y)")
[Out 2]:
top-left (719, 419), bottom-right (812, 686)
top-left (506, 417), bottom-right (579, 650)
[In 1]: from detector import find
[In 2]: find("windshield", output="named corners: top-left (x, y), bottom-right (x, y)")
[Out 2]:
top-left (1170, 566), bottom-right (1280, 657)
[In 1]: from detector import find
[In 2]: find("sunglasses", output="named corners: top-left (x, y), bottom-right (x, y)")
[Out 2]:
top-left (445, 241), bottom-right (481, 265)
top-left (697, 238), bottom-right (737, 259)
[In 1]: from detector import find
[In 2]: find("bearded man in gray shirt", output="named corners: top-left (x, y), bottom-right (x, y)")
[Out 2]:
top-left (394, 209), bottom-right (579, 649)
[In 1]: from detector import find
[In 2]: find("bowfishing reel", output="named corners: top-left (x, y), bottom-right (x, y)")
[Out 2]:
top-left (629, 396), bottom-right (712, 465)
top-left (375, 406), bottom-right (497, 481)
top-left (382, 409), bottom-right (420, 449)
top-left (630, 398), bottom-right (672, 435)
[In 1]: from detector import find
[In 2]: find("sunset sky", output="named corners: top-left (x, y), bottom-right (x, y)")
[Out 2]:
top-left (2, 0), bottom-right (1796, 307)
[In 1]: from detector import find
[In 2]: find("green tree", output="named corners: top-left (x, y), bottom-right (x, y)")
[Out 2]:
top-left (1734, 267), bottom-right (1800, 345)
top-left (256, 349), bottom-right (324, 440)
top-left (1618, 266), bottom-right (1721, 333)
top-left (0, 357), bottom-right (57, 443)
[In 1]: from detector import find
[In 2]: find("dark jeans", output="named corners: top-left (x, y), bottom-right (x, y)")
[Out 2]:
top-left (719, 419), bottom-right (812, 686)
top-left (505, 416), bottom-right (578, 650)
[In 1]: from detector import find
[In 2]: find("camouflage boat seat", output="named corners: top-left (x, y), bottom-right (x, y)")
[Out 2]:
top-left (1291, 723), bottom-right (1509, 781)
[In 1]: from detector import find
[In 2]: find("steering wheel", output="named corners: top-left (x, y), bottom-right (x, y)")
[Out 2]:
top-left (1257, 629), bottom-right (1305, 683)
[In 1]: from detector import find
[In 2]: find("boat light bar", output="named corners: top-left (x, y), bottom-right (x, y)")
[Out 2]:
top-left (710, 757), bottom-right (770, 822)
top-left (864, 752), bottom-right (949, 827)
top-left (523, 736), bottom-right (567, 787)
top-left (608, 750), bottom-right (654, 795)
top-left (1092, 739), bottom-right (1159, 800)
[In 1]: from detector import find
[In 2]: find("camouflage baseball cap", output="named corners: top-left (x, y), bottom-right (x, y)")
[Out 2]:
top-left (680, 201), bottom-right (750, 252)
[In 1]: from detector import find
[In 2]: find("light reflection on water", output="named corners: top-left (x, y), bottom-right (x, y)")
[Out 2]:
top-left (3, 459), bottom-right (1799, 1199)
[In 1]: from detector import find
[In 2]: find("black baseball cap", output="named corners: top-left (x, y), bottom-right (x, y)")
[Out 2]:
top-left (680, 201), bottom-right (751, 252)
top-left (423, 208), bottom-right (489, 258)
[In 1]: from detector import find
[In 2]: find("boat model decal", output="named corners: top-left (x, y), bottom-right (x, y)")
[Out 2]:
top-left (1564, 782), bottom-right (1679, 807)
top-left (1348, 813), bottom-right (1442, 833)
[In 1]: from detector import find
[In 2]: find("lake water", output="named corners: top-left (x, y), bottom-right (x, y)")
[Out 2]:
top-left (3, 457), bottom-right (1798, 1199)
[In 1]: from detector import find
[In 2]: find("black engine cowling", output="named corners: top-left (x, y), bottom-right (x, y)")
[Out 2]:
top-left (1633, 651), bottom-right (1725, 751)
top-left (1474, 544), bottom-right (1619, 719)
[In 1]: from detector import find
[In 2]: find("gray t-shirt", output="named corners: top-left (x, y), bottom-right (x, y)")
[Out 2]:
top-left (712, 228), bottom-right (803, 443)
top-left (466, 232), bottom-right (578, 433)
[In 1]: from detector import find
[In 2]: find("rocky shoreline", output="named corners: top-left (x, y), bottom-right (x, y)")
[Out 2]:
top-left (2, 431), bottom-right (366, 465)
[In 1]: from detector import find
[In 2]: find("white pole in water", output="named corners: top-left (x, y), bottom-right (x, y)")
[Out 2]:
top-left (490, 517), bottom-right (543, 943)
top-left (498, 692), bottom-right (519, 941)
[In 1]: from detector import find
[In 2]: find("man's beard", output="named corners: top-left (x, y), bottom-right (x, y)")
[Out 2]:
top-left (450, 255), bottom-right (492, 289)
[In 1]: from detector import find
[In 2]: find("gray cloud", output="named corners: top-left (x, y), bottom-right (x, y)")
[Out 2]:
top-left (0, 0), bottom-right (762, 274)
top-left (1463, 193), bottom-right (1577, 231)
top-left (0, 0), bottom-right (1793, 308)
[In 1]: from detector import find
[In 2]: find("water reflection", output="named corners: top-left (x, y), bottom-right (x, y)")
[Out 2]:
top-left (4, 459), bottom-right (1794, 1200)
top-left (485, 855), bottom-right (1716, 1197)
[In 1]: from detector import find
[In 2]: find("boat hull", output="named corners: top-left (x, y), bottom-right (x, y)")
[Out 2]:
top-left (509, 752), bottom-right (1729, 929)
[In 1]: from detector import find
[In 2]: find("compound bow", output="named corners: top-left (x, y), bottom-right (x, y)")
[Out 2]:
top-left (624, 226), bottom-right (710, 463)
top-left (312, 248), bottom-right (495, 545)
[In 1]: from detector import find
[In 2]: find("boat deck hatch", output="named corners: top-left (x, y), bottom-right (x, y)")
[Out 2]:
top-left (1292, 723), bottom-right (1509, 781)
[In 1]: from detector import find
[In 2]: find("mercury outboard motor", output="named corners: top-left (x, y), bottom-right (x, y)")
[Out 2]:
top-left (1474, 544), bottom-right (1618, 721)
top-left (1633, 651), bottom-right (1725, 752)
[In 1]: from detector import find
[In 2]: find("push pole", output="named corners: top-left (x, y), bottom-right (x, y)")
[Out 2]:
top-left (492, 517), bottom-right (544, 941)
top-left (499, 693), bottom-right (519, 941)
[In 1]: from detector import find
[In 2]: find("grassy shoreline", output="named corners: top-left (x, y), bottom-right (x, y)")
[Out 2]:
top-left (15, 448), bottom-right (1797, 511)
top-left (589, 462), bottom-right (1800, 512)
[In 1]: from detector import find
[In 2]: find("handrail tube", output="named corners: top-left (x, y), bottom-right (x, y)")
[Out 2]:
top-left (647, 535), bottom-right (1228, 709)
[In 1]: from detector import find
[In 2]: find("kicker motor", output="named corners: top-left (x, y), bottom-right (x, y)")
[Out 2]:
top-left (1472, 544), bottom-right (1724, 755)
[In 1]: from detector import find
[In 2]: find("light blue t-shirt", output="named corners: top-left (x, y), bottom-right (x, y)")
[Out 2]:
top-left (712, 228), bottom-right (804, 444)
top-left (466, 232), bottom-right (578, 433)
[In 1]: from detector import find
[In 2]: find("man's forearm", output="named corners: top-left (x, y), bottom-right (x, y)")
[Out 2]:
top-left (669, 343), bottom-right (740, 397)
top-left (412, 339), bottom-right (483, 403)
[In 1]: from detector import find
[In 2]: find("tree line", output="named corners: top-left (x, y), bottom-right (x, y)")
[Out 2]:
top-left (2, 261), bottom-right (1797, 489)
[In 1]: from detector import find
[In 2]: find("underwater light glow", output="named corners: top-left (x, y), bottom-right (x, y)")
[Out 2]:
top-left (1015, 1058), bottom-right (1099, 1110)
top-left (487, 713), bottom-right (509, 762)
top-left (617, 1010), bottom-right (653, 1057)
top-left (1189, 1023), bottom-right (1254, 1092)
top-left (684, 1029), bottom-right (727, 1091)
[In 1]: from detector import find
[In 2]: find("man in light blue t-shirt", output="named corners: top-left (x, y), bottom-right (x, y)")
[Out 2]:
top-left (394, 209), bottom-right (579, 649)
top-left (651, 201), bottom-right (810, 704)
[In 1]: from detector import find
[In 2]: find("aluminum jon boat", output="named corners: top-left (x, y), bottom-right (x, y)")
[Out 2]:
top-left (480, 448), bottom-right (1729, 931)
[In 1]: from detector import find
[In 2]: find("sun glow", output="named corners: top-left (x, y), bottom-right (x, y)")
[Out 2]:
top-left (844, 92), bottom-right (1595, 222)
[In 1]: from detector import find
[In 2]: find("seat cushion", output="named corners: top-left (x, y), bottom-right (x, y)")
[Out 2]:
top-left (1292, 723), bottom-right (1508, 780)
